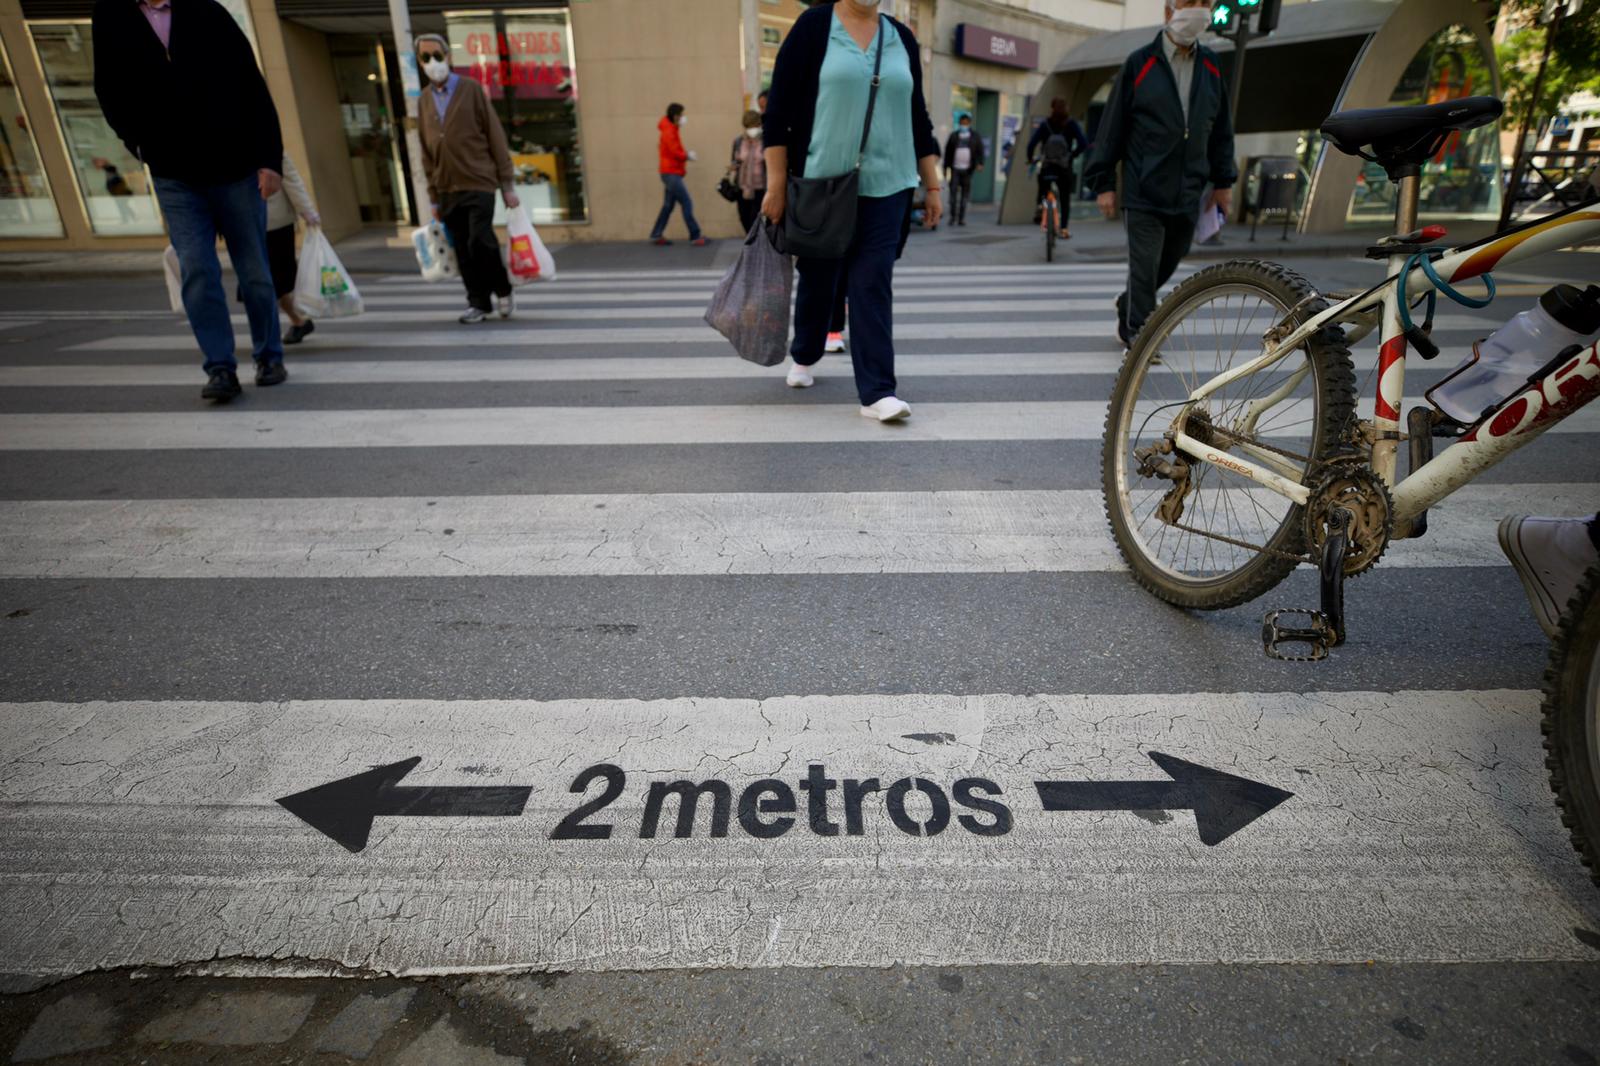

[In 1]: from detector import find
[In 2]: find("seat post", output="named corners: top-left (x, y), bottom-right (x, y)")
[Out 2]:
top-left (1393, 167), bottom-right (1421, 236)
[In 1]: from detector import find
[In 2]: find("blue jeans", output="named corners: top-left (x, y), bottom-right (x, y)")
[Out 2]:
top-left (650, 173), bottom-right (701, 240)
top-left (154, 173), bottom-right (282, 373)
top-left (791, 190), bottom-right (911, 406)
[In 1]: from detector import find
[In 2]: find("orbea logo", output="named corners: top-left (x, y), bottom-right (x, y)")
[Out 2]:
top-left (1479, 341), bottom-right (1600, 440)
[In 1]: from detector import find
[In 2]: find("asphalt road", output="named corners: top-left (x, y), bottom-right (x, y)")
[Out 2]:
top-left (1, 234), bottom-right (1598, 1065)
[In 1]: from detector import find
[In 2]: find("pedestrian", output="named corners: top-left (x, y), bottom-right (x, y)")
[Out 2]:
top-left (265, 154), bottom-right (320, 345)
top-left (1500, 514), bottom-right (1600, 638)
top-left (1084, 0), bottom-right (1236, 349)
top-left (730, 109), bottom-right (767, 233)
top-left (1025, 99), bottom-right (1087, 234)
top-left (92, 0), bottom-right (286, 403)
top-left (762, 0), bottom-right (941, 423)
top-left (942, 112), bottom-right (984, 226)
top-left (652, 103), bottom-right (705, 246)
top-left (415, 33), bottom-right (521, 324)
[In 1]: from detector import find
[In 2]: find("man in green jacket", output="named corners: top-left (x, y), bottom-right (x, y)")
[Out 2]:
top-left (1085, 0), bottom-right (1237, 348)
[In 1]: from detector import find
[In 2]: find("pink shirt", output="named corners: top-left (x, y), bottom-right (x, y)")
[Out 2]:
top-left (139, 0), bottom-right (173, 49)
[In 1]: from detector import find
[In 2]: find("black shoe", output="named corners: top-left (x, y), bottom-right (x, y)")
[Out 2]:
top-left (255, 360), bottom-right (288, 387)
top-left (284, 319), bottom-right (315, 345)
top-left (201, 368), bottom-right (241, 402)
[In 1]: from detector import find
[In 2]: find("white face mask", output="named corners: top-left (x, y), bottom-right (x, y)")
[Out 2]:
top-left (677, 115), bottom-right (687, 127)
top-left (1166, 6), bottom-right (1210, 46)
top-left (745, 127), bottom-right (762, 138)
top-left (422, 58), bottom-right (450, 84)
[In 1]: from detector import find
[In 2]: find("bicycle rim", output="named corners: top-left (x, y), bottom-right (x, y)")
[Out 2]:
top-left (1111, 281), bottom-right (1325, 586)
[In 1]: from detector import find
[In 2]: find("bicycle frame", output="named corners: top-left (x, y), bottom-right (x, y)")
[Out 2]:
top-left (1170, 197), bottom-right (1600, 536)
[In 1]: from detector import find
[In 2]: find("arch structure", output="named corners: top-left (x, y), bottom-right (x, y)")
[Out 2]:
top-left (1000, 0), bottom-right (1501, 235)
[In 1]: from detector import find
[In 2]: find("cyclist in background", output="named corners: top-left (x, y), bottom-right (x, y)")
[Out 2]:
top-left (1026, 99), bottom-right (1088, 236)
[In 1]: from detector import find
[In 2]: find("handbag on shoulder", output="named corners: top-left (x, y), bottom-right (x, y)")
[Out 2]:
top-left (784, 16), bottom-right (885, 260)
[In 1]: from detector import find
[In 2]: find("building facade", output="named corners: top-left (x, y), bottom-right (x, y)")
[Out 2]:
top-left (0, 0), bottom-right (1156, 250)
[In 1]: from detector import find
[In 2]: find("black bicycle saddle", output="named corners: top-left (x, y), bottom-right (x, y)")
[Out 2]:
top-left (1320, 96), bottom-right (1503, 177)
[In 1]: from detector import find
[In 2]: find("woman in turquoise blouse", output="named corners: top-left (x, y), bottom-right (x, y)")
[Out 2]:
top-left (761, 0), bottom-right (942, 423)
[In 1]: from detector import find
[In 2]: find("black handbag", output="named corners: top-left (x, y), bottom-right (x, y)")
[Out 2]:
top-left (784, 16), bottom-right (885, 260)
top-left (718, 174), bottom-right (741, 203)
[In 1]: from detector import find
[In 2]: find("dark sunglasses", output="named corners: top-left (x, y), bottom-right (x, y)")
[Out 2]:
top-left (418, 50), bottom-right (446, 62)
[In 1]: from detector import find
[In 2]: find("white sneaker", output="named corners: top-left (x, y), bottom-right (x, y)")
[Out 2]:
top-left (861, 397), bottom-right (911, 422)
top-left (497, 293), bottom-right (514, 319)
top-left (1499, 514), bottom-right (1600, 638)
top-left (786, 361), bottom-right (815, 388)
top-left (825, 332), bottom-right (846, 353)
top-left (458, 306), bottom-right (488, 324)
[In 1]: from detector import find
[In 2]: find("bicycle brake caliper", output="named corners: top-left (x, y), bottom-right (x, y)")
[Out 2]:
top-left (1261, 507), bottom-right (1352, 662)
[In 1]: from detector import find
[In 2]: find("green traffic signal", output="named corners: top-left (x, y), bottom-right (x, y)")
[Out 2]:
top-left (1212, 2), bottom-right (1239, 30)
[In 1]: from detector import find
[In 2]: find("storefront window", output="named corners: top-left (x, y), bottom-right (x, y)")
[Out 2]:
top-left (0, 37), bottom-right (62, 237)
top-left (28, 21), bottom-right (163, 235)
top-left (440, 8), bottom-right (587, 225)
top-left (1346, 25), bottom-right (1500, 226)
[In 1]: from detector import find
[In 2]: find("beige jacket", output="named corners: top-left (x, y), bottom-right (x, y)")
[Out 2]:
top-left (417, 74), bottom-right (516, 202)
top-left (266, 154), bottom-right (315, 231)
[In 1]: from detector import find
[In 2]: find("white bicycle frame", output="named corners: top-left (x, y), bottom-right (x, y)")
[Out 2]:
top-left (1170, 201), bottom-right (1600, 539)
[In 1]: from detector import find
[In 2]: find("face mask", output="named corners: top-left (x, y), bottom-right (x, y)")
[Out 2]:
top-left (745, 127), bottom-right (762, 138)
top-left (422, 58), bottom-right (450, 84)
top-left (853, 0), bottom-right (883, 6)
top-left (1166, 6), bottom-right (1209, 45)
top-left (677, 115), bottom-right (687, 127)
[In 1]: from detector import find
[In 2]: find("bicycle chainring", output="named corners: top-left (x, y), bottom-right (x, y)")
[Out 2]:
top-left (1302, 465), bottom-right (1394, 576)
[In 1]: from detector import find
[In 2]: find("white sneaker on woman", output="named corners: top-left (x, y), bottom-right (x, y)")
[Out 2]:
top-left (786, 361), bottom-right (815, 388)
top-left (861, 397), bottom-right (911, 422)
top-left (825, 332), bottom-right (846, 353)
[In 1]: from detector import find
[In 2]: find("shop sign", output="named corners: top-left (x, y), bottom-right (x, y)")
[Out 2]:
top-left (954, 24), bottom-right (1039, 70)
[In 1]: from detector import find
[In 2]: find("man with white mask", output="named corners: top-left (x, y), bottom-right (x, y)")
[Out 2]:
top-left (415, 33), bottom-right (522, 324)
top-left (1084, 0), bottom-right (1236, 349)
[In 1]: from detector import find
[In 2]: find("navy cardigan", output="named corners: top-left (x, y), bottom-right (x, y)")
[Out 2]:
top-left (763, 3), bottom-right (939, 180)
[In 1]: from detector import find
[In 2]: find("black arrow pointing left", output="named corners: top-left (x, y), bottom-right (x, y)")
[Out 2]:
top-left (277, 756), bottom-right (532, 853)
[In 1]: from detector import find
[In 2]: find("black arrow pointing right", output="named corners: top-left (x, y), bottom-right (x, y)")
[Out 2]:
top-left (1034, 751), bottom-right (1293, 845)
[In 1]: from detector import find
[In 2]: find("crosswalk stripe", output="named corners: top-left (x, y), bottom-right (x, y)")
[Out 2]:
top-left (354, 289), bottom-right (1137, 309)
top-left (2, 689), bottom-right (1593, 981)
top-left (10, 399), bottom-right (1593, 450)
top-left (372, 264), bottom-right (1156, 284)
top-left (4, 484), bottom-right (1590, 579)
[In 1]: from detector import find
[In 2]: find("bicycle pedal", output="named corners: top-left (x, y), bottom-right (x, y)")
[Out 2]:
top-left (1261, 608), bottom-right (1335, 662)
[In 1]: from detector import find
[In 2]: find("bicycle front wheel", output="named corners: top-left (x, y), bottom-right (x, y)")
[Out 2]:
top-left (1101, 260), bottom-right (1357, 610)
top-left (1045, 202), bottom-right (1057, 262)
top-left (1543, 563), bottom-right (1600, 889)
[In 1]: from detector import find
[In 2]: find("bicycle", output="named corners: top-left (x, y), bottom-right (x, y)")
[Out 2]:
top-left (1100, 94), bottom-right (1600, 663)
top-left (1033, 166), bottom-right (1069, 262)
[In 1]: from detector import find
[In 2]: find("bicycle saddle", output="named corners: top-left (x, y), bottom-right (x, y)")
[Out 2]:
top-left (1320, 96), bottom-right (1502, 178)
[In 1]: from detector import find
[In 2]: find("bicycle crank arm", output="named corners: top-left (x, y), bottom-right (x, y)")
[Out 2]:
top-left (1262, 508), bottom-right (1352, 662)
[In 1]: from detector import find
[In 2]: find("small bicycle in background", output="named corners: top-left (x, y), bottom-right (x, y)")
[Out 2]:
top-left (1100, 93), bottom-right (1600, 887)
top-left (1032, 166), bottom-right (1069, 262)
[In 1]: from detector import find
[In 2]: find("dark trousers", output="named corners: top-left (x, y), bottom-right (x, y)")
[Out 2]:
top-left (1121, 208), bottom-right (1196, 337)
top-left (651, 173), bottom-right (702, 240)
top-left (791, 190), bottom-right (910, 406)
top-left (440, 190), bottom-right (511, 312)
top-left (737, 194), bottom-right (762, 234)
top-left (950, 169), bottom-right (974, 223)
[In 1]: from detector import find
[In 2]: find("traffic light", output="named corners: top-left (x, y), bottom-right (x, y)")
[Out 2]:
top-left (1255, 0), bottom-right (1282, 34)
top-left (1212, 1), bottom-right (1240, 34)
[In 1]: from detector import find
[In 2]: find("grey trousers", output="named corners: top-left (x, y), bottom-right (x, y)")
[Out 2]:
top-left (1121, 208), bottom-right (1196, 337)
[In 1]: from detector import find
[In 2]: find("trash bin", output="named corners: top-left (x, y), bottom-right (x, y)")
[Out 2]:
top-left (1246, 155), bottom-right (1299, 241)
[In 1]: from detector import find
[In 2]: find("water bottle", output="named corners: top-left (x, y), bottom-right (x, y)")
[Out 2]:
top-left (1430, 284), bottom-right (1600, 424)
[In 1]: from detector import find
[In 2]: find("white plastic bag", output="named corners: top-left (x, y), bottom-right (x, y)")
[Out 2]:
top-left (294, 226), bottom-right (363, 318)
top-left (1195, 202), bottom-right (1225, 244)
top-left (503, 204), bottom-right (556, 285)
top-left (412, 221), bottom-right (457, 283)
top-left (162, 245), bottom-right (184, 313)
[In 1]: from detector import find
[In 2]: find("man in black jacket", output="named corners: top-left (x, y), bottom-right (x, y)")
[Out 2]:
top-left (942, 113), bottom-right (984, 226)
top-left (1084, 0), bottom-right (1237, 348)
top-left (94, 0), bottom-right (287, 402)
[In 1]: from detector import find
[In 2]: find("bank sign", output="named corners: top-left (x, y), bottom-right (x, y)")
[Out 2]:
top-left (954, 24), bottom-right (1040, 70)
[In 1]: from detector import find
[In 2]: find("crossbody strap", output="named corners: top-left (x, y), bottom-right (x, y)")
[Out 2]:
top-left (854, 16), bottom-right (887, 171)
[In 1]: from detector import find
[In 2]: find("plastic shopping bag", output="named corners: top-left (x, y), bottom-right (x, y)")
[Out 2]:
top-left (503, 204), bottom-right (556, 286)
top-left (412, 221), bottom-right (457, 282)
top-left (1195, 202), bottom-right (1225, 244)
top-left (294, 226), bottom-right (364, 319)
top-left (161, 245), bottom-right (184, 313)
top-left (704, 217), bottom-right (792, 367)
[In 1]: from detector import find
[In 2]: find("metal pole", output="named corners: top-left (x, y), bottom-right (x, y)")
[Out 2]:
top-left (1225, 22), bottom-right (1252, 128)
top-left (741, 0), bottom-right (762, 108)
top-left (387, 0), bottom-right (433, 227)
top-left (1498, 7), bottom-right (1563, 229)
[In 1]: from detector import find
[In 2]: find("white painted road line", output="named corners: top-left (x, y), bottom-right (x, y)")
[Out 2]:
top-left (351, 295), bottom-right (1135, 313)
top-left (2, 484), bottom-right (1592, 579)
top-left (1, 691), bottom-right (1594, 983)
top-left (6, 400), bottom-right (1597, 450)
